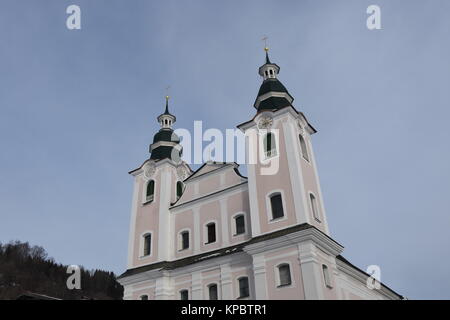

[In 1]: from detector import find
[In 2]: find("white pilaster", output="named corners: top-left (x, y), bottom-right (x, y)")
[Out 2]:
top-left (191, 271), bottom-right (203, 300)
top-left (158, 166), bottom-right (172, 261)
top-left (220, 263), bottom-right (233, 300)
top-left (155, 275), bottom-right (173, 300)
top-left (282, 120), bottom-right (310, 225)
top-left (220, 198), bottom-right (230, 246)
top-left (127, 177), bottom-right (139, 268)
top-left (193, 207), bottom-right (200, 254)
top-left (298, 242), bottom-right (324, 300)
top-left (247, 164), bottom-right (261, 236)
top-left (252, 253), bottom-right (268, 299)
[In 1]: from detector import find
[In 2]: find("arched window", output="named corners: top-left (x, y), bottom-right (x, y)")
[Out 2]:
top-left (322, 264), bottom-right (332, 288)
top-left (176, 181), bottom-right (184, 200)
top-left (238, 277), bottom-right (250, 298)
top-left (270, 193), bottom-right (284, 220)
top-left (310, 193), bottom-right (320, 221)
top-left (299, 134), bottom-right (309, 161)
top-left (234, 215), bottom-right (245, 235)
top-left (277, 264), bottom-right (292, 287)
top-left (263, 132), bottom-right (277, 158)
top-left (180, 290), bottom-right (189, 300)
top-left (208, 284), bottom-right (218, 300)
top-left (140, 295), bottom-right (148, 300)
top-left (206, 223), bottom-right (216, 244)
top-left (143, 234), bottom-right (151, 256)
top-left (146, 180), bottom-right (155, 202)
top-left (180, 231), bottom-right (189, 250)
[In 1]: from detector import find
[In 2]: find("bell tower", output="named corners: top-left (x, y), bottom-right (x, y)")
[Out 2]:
top-left (238, 48), bottom-right (330, 237)
top-left (126, 96), bottom-right (191, 272)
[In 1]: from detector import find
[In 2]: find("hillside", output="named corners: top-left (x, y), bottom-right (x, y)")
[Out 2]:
top-left (0, 241), bottom-right (123, 300)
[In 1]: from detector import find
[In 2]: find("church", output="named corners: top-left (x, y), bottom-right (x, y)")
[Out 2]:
top-left (117, 49), bottom-right (403, 300)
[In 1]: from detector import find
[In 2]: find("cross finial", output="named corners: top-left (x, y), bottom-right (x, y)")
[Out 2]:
top-left (262, 36), bottom-right (269, 52)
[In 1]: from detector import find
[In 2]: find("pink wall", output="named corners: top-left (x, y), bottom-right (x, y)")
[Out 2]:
top-left (132, 174), bottom-right (161, 267)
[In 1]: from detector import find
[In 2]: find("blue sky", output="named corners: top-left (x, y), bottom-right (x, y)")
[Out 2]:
top-left (1, 0), bottom-right (449, 299)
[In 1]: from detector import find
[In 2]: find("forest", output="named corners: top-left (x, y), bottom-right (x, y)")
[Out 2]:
top-left (0, 240), bottom-right (123, 300)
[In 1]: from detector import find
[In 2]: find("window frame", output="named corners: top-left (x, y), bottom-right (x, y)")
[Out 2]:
top-left (276, 262), bottom-right (293, 288)
top-left (266, 190), bottom-right (287, 223)
top-left (262, 131), bottom-right (278, 160)
top-left (176, 181), bottom-right (184, 200)
top-left (178, 229), bottom-right (191, 251)
top-left (232, 212), bottom-right (247, 236)
top-left (144, 179), bottom-right (155, 204)
top-left (139, 231), bottom-right (153, 259)
top-left (322, 264), bottom-right (332, 289)
top-left (309, 192), bottom-right (321, 222)
top-left (298, 134), bottom-right (310, 162)
top-left (204, 221), bottom-right (217, 245)
top-left (179, 289), bottom-right (189, 300)
top-left (207, 283), bottom-right (219, 300)
top-left (237, 276), bottom-right (250, 299)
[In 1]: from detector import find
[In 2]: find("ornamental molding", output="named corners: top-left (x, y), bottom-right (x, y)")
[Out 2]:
top-left (143, 161), bottom-right (157, 180)
top-left (177, 166), bottom-right (189, 181)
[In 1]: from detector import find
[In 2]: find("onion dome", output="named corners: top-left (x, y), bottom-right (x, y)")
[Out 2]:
top-left (149, 96), bottom-right (182, 162)
top-left (254, 48), bottom-right (294, 112)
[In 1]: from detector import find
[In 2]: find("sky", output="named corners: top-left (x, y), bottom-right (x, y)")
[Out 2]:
top-left (0, 0), bottom-right (449, 300)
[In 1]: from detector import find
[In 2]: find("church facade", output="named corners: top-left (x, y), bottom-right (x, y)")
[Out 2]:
top-left (117, 50), bottom-right (402, 300)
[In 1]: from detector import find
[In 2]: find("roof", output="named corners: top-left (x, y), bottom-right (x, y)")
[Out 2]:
top-left (257, 96), bottom-right (292, 111)
top-left (150, 146), bottom-right (179, 161)
top-left (16, 292), bottom-right (61, 300)
top-left (183, 162), bottom-right (238, 183)
top-left (152, 128), bottom-right (180, 144)
top-left (257, 78), bottom-right (289, 97)
top-left (336, 255), bottom-right (404, 299)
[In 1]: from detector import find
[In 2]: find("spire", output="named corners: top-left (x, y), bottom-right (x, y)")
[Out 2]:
top-left (150, 96), bottom-right (182, 162)
top-left (258, 46), bottom-right (280, 80)
top-left (157, 95), bottom-right (176, 129)
top-left (254, 47), bottom-right (294, 112)
top-left (265, 46), bottom-right (271, 64)
top-left (164, 95), bottom-right (171, 115)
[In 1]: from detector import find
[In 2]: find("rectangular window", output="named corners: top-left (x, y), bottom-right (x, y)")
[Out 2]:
top-left (207, 223), bottom-right (216, 243)
top-left (235, 215), bottom-right (245, 235)
top-left (278, 264), bottom-right (292, 286)
top-left (270, 194), bottom-right (284, 220)
top-left (180, 290), bottom-right (188, 300)
top-left (322, 265), bottom-right (332, 288)
top-left (181, 232), bottom-right (189, 250)
top-left (310, 194), bottom-right (320, 221)
top-left (238, 277), bottom-right (249, 298)
top-left (143, 234), bottom-right (151, 256)
top-left (209, 284), bottom-right (218, 300)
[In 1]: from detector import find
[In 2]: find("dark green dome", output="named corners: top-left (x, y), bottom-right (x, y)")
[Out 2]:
top-left (257, 78), bottom-right (289, 97)
top-left (152, 129), bottom-right (180, 144)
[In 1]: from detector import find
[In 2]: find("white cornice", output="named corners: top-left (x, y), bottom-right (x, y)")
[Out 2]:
top-left (118, 252), bottom-right (250, 286)
top-left (244, 227), bottom-right (344, 257)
